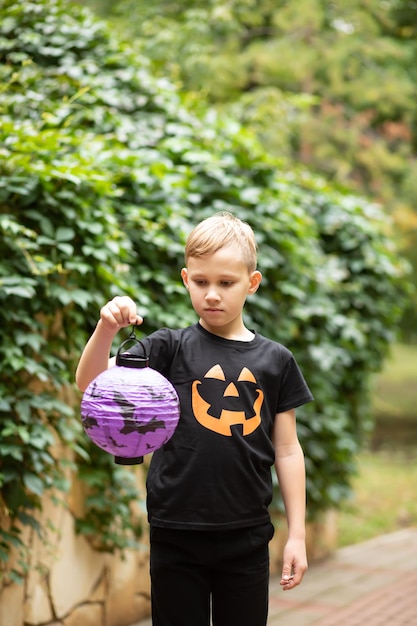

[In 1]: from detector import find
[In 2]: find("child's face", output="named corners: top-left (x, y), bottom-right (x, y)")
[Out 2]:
top-left (181, 245), bottom-right (262, 337)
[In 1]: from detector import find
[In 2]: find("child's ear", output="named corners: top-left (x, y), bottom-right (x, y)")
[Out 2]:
top-left (181, 267), bottom-right (189, 289)
top-left (248, 270), bottom-right (262, 294)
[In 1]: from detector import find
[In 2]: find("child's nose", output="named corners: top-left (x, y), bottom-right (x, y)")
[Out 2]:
top-left (206, 287), bottom-right (220, 302)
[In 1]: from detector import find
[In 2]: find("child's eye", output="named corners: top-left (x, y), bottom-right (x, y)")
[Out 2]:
top-left (221, 281), bottom-right (234, 287)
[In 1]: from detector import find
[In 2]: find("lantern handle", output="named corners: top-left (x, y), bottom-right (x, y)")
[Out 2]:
top-left (116, 326), bottom-right (149, 368)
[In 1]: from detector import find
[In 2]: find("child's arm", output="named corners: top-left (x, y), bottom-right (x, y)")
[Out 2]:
top-left (273, 408), bottom-right (308, 591)
top-left (75, 296), bottom-right (143, 392)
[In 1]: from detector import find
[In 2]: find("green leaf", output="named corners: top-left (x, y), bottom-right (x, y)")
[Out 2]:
top-left (56, 227), bottom-right (75, 241)
top-left (23, 473), bottom-right (45, 497)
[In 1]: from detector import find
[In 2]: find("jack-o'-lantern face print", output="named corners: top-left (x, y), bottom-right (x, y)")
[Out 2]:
top-left (191, 364), bottom-right (263, 436)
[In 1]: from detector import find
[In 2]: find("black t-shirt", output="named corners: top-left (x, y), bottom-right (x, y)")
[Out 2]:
top-left (131, 323), bottom-right (313, 531)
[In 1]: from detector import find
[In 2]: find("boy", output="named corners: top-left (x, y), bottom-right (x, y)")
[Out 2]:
top-left (76, 212), bottom-right (313, 626)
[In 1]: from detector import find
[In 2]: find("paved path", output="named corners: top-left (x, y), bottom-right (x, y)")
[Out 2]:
top-left (131, 527), bottom-right (417, 625)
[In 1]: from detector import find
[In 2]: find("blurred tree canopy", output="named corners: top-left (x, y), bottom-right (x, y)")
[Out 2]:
top-left (0, 0), bottom-right (409, 578)
top-left (87, 0), bottom-right (417, 336)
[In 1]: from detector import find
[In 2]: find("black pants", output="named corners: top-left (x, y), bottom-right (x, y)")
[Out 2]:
top-left (150, 522), bottom-right (274, 626)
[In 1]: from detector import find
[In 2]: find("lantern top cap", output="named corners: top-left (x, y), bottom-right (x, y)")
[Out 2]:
top-left (115, 328), bottom-right (149, 368)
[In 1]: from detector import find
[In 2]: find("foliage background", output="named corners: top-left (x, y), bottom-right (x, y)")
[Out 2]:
top-left (0, 0), bottom-right (409, 580)
top-left (88, 0), bottom-right (417, 337)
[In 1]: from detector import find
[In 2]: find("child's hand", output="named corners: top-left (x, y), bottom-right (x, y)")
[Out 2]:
top-left (100, 296), bottom-right (143, 332)
top-left (279, 538), bottom-right (308, 591)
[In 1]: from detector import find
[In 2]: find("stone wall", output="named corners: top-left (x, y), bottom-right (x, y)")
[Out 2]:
top-left (0, 470), bottom-right (337, 626)
top-left (0, 470), bottom-right (151, 626)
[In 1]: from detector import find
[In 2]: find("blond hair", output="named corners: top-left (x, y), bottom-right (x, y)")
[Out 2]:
top-left (185, 212), bottom-right (257, 272)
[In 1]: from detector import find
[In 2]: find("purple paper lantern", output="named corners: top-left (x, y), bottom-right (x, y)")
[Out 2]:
top-left (81, 333), bottom-right (180, 465)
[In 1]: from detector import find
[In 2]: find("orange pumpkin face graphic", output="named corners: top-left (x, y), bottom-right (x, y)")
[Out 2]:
top-left (191, 364), bottom-right (263, 436)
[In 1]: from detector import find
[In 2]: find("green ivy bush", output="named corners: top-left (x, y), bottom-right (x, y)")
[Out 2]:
top-left (0, 0), bottom-right (408, 581)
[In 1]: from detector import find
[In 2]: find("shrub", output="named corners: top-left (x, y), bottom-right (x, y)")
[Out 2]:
top-left (0, 0), bottom-right (408, 580)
